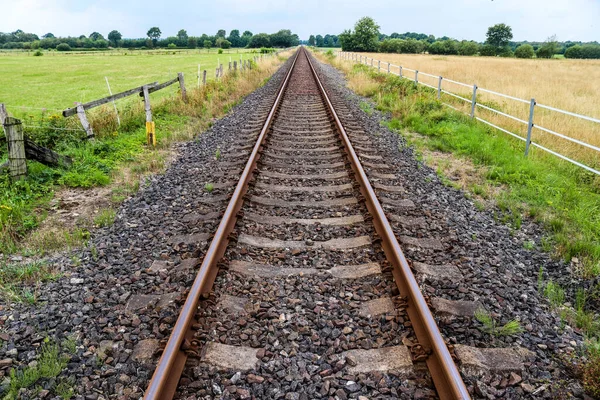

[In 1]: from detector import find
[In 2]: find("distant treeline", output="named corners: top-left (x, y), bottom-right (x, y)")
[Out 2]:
top-left (309, 18), bottom-right (600, 59)
top-left (0, 28), bottom-right (300, 51)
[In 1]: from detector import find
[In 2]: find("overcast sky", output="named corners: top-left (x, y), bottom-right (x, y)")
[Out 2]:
top-left (3, 0), bottom-right (599, 42)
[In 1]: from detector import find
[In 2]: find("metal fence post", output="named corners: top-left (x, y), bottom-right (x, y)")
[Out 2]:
top-left (378, 60), bottom-right (381, 71)
top-left (437, 76), bottom-right (443, 99)
top-left (387, 63), bottom-right (390, 73)
top-left (415, 70), bottom-right (419, 85)
top-left (371, 58), bottom-right (373, 67)
top-left (399, 66), bottom-right (403, 78)
top-left (470, 84), bottom-right (478, 118)
top-left (525, 98), bottom-right (536, 156)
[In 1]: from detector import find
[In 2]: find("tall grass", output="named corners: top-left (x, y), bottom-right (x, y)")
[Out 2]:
top-left (343, 52), bottom-right (600, 170)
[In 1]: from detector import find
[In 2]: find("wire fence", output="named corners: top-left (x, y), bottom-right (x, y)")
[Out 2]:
top-left (339, 51), bottom-right (600, 176)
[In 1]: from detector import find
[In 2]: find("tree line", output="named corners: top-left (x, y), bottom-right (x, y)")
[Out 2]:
top-left (0, 28), bottom-right (300, 51)
top-left (314, 17), bottom-right (600, 59)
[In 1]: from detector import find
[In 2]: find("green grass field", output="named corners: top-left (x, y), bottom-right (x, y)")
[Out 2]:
top-left (0, 49), bottom-right (263, 112)
top-left (0, 49), bottom-right (290, 256)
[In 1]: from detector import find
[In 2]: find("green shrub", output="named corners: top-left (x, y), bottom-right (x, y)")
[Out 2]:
top-left (218, 48), bottom-right (223, 54)
top-left (515, 44), bottom-right (535, 59)
top-left (56, 43), bottom-right (71, 51)
top-left (33, 50), bottom-right (43, 57)
top-left (497, 46), bottom-right (514, 58)
top-left (167, 43), bottom-right (176, 49)
top-left (479, 44), bottom-right (497, 56)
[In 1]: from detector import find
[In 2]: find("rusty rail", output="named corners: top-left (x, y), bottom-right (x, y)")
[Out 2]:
top-left (304, 50), bottom-right (470, 399)
top-left (143, 49), bottom-right (301, 400)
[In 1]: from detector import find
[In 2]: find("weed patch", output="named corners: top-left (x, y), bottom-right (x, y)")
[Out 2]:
top-left (4, 338), bottom-right (76, 399)
top-left (474, 308), bottom-right (523, 337)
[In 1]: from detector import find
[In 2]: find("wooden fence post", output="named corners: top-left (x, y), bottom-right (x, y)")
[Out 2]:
top-left (76, 103), bottom-right (94, 140)
top-left (229, 62), bottom-right (232, 71)
top-left (234, 61), bottom-right (237, 72)
top-left (203, 70), bottom-right (207, 85)
top-left (0, 103), bottom-right (8, 126)
top-left (177, 72), bottom-right (187, 102)
top-left (142, 85), bottom-right (155, 146)
top-left (4, 117), bottom-right (27, 181)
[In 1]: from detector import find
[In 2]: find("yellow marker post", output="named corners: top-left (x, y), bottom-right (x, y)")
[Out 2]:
top-left (146, 121), bottom-right (156, 146)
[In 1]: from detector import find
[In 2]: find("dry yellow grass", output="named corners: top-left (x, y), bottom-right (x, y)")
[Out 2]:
top-left (344, 52), bottom-right (600, 169)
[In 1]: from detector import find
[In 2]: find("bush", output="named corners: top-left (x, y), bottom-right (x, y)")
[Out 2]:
top-left (260, 47), bottom-right (275, 54)
top-left (565, 44), bottom-right (600, 59)
top-left (565, 45), bottom-right (584, 59)
top-left (497, 46), bottom-right (514, 58)
top-left (33, 50), bottom-right (43, 57)
top-left (56, 43), bottom-right (71, 51)
top-left (479, 44), bottom-right (497, 56)
top-left (218, 48), bottom-right (223, 54)
top-left (458, 41), bottom-right (479, 56)
top-left (167, 43), bottom-right (176, 49)
top-left (514, 44), bottom-right (535, 59)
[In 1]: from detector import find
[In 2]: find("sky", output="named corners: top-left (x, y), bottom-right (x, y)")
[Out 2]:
top-left (2, 0), bottom-right (599, 42)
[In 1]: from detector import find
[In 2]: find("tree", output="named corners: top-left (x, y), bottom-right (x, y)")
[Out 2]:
top-left (228, 29), bottom-right (241, 47)
top-left (216, 29), bottom-right (226, 38)
top-left (308, 35), bottom-right (315, 46)
top-left (203, 40), bottom-right (212, 50)
top-left (175, 29), bottom-right (188, 47)
top-left (485, 23), bottom-right (513, 54)
top-left (316, 34), bottom-right (324, 47)
top-left (241, 31), bottom-right (253, 47)
top-left (514, 44), bottom-right (535, 59)
top-left (89, 32), bottom-right (104, 41)
top-left (187, 37), bottom-right (198, 49)
top-left (536, 35), bottom-right (559, 59)
top-left (42, 33), bottom-right (55, 39)
top-left (107, 30), bottom-right (122, 47)
top-left (248, 33), bottom-right (271, 48)
top-left (219, 39), bottom-right (231, 49)
top-left (147, 27), bottom-right (161, 46)
top-left (351, 17), bottom-right (380, 52)
top-left (270, 29), bottom-right (296, 47)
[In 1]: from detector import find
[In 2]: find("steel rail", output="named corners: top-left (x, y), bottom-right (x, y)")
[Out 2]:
top-left (143, 49), bottom-right (301, 400)
top-left (305, 50), bottom-right (471, 400)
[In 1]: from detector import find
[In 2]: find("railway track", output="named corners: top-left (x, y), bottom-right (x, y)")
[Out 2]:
top-left (144, 47), bottom-right (469, 399)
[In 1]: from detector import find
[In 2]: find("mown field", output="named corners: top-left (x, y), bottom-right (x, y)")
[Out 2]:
top-left (348, 52), bottom-right (600, 169)
top-left (0, 49), bottom-right (265, 111)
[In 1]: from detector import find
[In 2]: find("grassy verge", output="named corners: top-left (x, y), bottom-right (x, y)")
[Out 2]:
top-left (315, 50), bottom-right (600, 396)
top-left (0, 52), bottom-right (291, 256)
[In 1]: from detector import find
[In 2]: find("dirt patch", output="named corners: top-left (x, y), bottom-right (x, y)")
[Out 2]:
top-left (21, 146), bottom-right (179, 255)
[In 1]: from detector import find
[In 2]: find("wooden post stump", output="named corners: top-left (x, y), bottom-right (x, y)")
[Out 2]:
top-left (4, 117), bottom-right (27, 181)
top-left (203, 70), bottom-right (207, 85)
top-left (234, 61), bottom-right (237, 72)
top-left (177, 72), bottom-right (187, 102)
